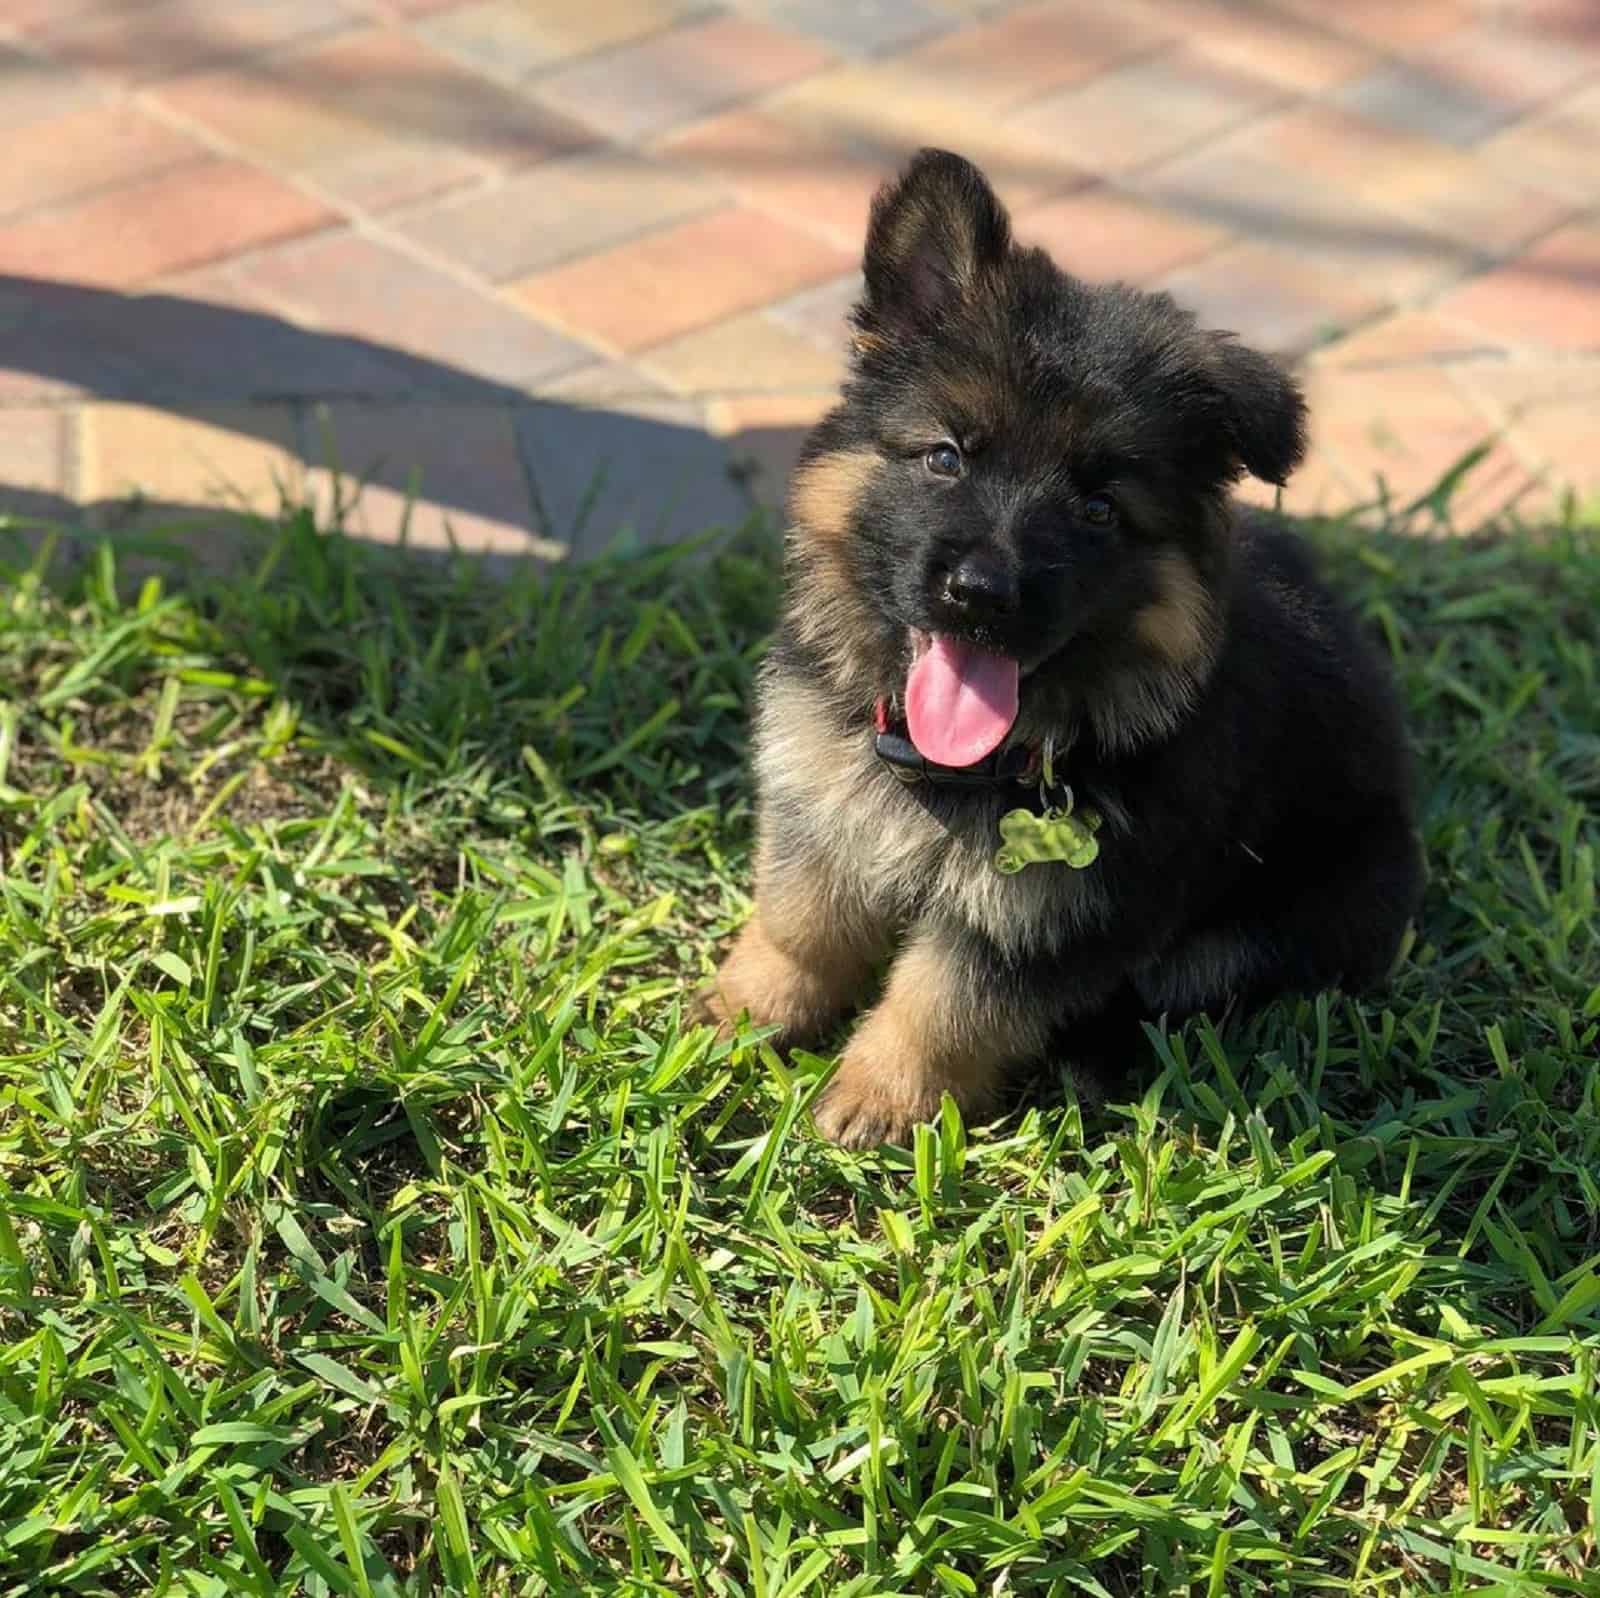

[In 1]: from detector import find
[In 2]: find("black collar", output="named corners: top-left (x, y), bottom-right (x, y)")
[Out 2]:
top-left (871, 697), bottom-right (1043, 792)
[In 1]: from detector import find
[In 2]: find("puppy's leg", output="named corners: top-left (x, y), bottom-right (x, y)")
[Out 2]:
top-left (698, 839), bottom-right (888, 1049)
top-left (1053, 983), bottom-right (1154, 1104)
top-left (814, 924), bottom-right (1100, 1148)
top-left (1135, 812), bottom-right (1422, 1017)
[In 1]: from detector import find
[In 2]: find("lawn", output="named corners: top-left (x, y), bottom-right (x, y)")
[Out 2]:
top-left (1, 500), bottom-right (1598, 1597)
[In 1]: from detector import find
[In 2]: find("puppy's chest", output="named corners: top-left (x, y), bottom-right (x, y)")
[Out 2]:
top-left (759, 719), bottom-right (961, 893)
top-left (755, 698), bottom-right (1104, 954)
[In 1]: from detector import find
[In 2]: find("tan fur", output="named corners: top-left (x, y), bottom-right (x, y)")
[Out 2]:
top-left (699, 916), bottom-right (865, 1046)
top-left (1069, 549), bottom-right (1221, 756)
top-left (699, 834), bottom-right (887, 1044)
top-left (1135, 552), bottom-right (1216, 669)
top-left (789, 447), bottom-right (878, 543)
top-left (752, 674), bottom-right (1107, 961)
top-left (783, 449), bottom-right (888, 705)
top-left (813, 930), bottom-right (1056, 1147)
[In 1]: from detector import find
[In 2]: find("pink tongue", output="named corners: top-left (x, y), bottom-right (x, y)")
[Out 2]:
top-left (905, 636), bottom-right (1020, 767)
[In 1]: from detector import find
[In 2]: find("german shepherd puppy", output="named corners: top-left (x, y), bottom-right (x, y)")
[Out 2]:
top-left (701, 149), bottom-right (1422, 1148)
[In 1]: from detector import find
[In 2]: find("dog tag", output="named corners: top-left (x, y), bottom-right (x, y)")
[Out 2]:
top-left (994, 804), bottom-right (1101, 874)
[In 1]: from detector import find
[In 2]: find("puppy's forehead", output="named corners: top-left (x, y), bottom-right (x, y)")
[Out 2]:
top-left (880, 343), bottom-right (1156, 466)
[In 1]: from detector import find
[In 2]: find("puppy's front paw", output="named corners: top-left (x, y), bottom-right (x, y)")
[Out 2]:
top-left (812, 1041), bottom-right (944, 1150)
top-left (697, 916), bottom-right (862, 1050)
top-left (814, 1078), bottom-right (934, 1149)
top-left (688, 983), bottom-right (736, 1039)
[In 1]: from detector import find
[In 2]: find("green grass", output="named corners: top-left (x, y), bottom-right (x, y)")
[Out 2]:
top-left (1, 502), bottom-right (1598, 1597)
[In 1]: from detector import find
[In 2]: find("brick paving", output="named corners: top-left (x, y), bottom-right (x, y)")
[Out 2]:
top-left (0, 0), bottom-right (1597, 557)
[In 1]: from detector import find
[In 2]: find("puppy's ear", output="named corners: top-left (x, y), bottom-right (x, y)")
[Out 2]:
top-left (858, 148), bottom-right (1010, 335)
top-left (1210, 335), bottom-right (1306, 486)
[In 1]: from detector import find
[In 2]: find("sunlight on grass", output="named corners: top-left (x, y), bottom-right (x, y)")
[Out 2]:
top-left (1, 502), bottom-right (1597, 1594)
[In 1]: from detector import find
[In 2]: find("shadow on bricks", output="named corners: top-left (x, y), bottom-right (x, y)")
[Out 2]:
top-left (0, 276), bottom-right (812, 562)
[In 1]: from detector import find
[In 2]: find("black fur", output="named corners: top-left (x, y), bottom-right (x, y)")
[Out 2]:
top-left (745, 150), bottom-right (1422, 1124)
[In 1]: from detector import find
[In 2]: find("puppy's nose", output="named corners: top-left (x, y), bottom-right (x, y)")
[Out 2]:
top-left (943, 550), bottom-right (1018, 619)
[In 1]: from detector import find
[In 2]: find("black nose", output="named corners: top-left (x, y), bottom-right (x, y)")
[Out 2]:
top-left (942, 550), bottom-right (1018, 619)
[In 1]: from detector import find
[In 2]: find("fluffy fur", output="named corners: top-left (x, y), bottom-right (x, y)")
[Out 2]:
top-left (701, 150), bottom-right (1423, 1147)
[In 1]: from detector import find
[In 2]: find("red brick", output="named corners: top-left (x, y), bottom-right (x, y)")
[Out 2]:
top-left (1272, 0), bottom-right (1467, 51)
top-left (419, 0), bottom-right (700, 81)
top-left (234, 230), bottom-right (594, 389)
top-left (762, 0), bottom-right (953, 57)
top-left (1465, 5), bottom-right (1600, 67)
top-left (156, 61), bottom-right (482, 214)
top-left (0, 0), bottom-right (127, 26)
top-left (1313, 313), bottom-right (1504, 370)
top-left (1336, 21), bottom-right (1599, 148)
top-left (311, 144), bottom-right (486, 214)
top-left (528, 15), bottom-right (834, 144)
top-left (0, 42), bottom-right (102, 130)
top-left (1303, 365), bottom-right (1535, 522)
top-left (1155, 0), bottom-right (1372, 92)
top-left (80, 402), bottom-right (304, 517)
top-left (510, 207), bottom-right (853, 354)
top-left (1503, 404), bottom-right (1600, 511)
top-left (1153, 240), bottom-right (1388, 357)
top-left (157, 56), bottom-right (377, 169)
top-left (0, 408), bottom-right (73, 514)
top-left (0, 160), bottom-right (334, 288)
top-left (657, 107), bottom-right (894, 249)
top-left (905, 0), bottom-right (1173, 112)
top-left (1015, 186), bottom-right (1228, 284)
top-left (1453, 359), bottom-right (1600, 425)
top-left (366, 0), bottom-right (476, 15)
top-left (640, 311), bottom-right (846, 396)
top-left (767, 62), bottom-right (1088, 214)
top-left (156, 27), bottom-right (593, 210)
top-left (1452, 361), bottom-right (1600, 510)
top-left (1483, 82), bottom-right (1600, 205)
top-left (1007, 46), bottom-right (1286, 178)
top-left (391, 148), bottom-right (717, 281)
top-left (1137, 129), bottom-right (1473, 301)
top-left (35, 0), bottom-right (356, 83)
top-left (1250, 105), bottom-right (1576, 258)
top-left (1507, 0), bottom-right (1600, 50)
top-left (297, 25), bottom-right (596, 168)
top-left (764, 274), bottom-right (862, 355)
top-left (1431, 224), bottom-right (1600, 352)
top-left (0, 103), bottom-right (204, 220)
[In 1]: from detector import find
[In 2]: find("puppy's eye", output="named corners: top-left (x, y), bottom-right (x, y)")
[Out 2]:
top-left (926, 443), bottom-right (962, 479)
top-left (1082, 493), bottom-right (1116, 526)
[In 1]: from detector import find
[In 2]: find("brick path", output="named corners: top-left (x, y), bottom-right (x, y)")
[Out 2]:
top-left (2, 0), bottom-right (1597, 558)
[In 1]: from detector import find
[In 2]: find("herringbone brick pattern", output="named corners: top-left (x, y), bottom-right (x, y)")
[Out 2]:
top-left (1, 0), bottom-right (1596, 553)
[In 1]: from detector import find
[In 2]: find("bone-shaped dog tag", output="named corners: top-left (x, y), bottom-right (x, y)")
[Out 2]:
top-left (994, 805), bottom-right (1102, 874)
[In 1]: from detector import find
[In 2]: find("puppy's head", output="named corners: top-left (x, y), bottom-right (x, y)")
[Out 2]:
top-left (788, 148), bottom-right (1305, 760)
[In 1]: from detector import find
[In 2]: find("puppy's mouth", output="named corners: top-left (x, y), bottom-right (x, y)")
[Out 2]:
top-left (903, 628), bottom-right (1020, 768)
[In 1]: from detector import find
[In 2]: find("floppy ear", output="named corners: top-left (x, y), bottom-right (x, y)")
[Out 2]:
top-left (1210, 336), bottom-right (1307, 486)
top-left (858, 148), bottom-right (1011, 335)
